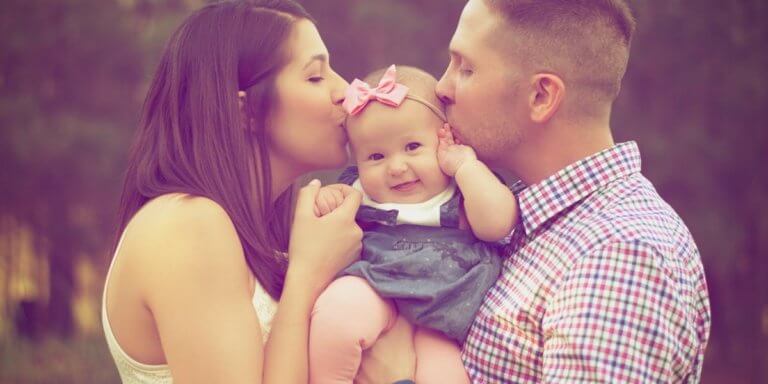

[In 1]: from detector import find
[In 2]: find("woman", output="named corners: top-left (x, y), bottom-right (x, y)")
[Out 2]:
top-left (102, 1), bottom-right (413, 383)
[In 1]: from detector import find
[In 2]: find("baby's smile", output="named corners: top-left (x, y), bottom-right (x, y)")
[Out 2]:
top-left (391, 179), bottom-right (422, 193)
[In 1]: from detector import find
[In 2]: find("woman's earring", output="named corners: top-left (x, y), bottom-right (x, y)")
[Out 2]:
top-left (238, 91), bottom-right (253, 131)
top-left (237, 90), bottom-right (247, 109)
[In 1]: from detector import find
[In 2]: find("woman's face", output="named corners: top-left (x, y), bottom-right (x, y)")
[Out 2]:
top-left (267, 19), bottom-right (350, 177)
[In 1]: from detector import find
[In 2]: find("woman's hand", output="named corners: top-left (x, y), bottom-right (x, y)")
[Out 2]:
top-left (287, 179), bottom-right (363, 298)
top-left (264, 180), bottom-right (362, 384)
top-left (437, 123), bottom-right (478, 177)
top-left (356, 316), bottom-right (416, 384)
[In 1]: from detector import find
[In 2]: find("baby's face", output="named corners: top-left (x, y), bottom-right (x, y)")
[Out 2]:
top-left (348, 100), bottom-right (450, 204)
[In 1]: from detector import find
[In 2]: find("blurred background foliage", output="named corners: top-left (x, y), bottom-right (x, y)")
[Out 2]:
top-left (0, 0), bottom-right (765, 382)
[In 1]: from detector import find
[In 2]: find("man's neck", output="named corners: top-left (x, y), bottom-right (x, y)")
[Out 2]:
top-left (506, 119), bottom-right (615, 186)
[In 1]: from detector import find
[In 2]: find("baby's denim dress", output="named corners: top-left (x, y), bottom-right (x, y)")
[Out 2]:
top-left (339, 167), bottom-right (503, 343)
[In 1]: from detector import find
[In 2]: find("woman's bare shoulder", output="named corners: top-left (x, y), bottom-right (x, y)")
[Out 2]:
top-left (130, 193), bottom-right (236, 240)
top-left (134, 193), bottom-right (231, 226)
top-left (123, 194), bottom-right (250, 288)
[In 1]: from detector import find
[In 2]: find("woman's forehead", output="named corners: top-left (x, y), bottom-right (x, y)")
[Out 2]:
top-left (286, 19), bottom-right (328, 67)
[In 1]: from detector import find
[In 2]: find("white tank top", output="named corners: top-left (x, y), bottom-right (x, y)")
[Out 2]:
top-left (101, 231), bottom-right (278, 384)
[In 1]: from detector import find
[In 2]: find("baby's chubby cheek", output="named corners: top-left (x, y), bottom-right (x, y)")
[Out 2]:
top-left (356, 167), bottom-right (388, 201)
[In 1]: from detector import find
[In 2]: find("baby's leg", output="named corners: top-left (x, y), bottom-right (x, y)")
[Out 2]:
top-left (414, 328), bottom-right (471, 384)
top-left (309, 276), bottom-right (397, 384)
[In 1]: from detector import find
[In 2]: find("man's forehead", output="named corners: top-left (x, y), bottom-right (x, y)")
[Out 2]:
top-left (451, 0), bottom-right (501, 54)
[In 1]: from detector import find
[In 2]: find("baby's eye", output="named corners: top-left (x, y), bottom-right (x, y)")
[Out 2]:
top-left (308, 76), bottom-right (324, 83)
top-left (368, 153), bottom-right (384, 161)
top-left (405, 142), bottom-right (422, 151)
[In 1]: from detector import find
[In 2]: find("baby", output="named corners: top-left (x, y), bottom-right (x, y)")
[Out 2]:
top-left (309, 65), bottom-right (519, 384)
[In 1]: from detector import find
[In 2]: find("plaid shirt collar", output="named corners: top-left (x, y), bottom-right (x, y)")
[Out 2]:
top-left (511, 141), bottom-right (642, 236)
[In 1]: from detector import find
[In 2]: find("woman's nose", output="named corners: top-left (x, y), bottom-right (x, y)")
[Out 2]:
top-left (331, 70), bottom-right (350, 105)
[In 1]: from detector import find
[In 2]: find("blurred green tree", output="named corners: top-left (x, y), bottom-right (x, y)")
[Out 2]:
top-left (0, 0), bottom-right (194, 337)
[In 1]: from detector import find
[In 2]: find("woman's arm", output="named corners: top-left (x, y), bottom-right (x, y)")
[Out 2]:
top-left (141, 197), bottom-right (265, 384)
top-left (142, 180), bottom-right (362, 384)
top-left (263, 179), bottom-right (363, 383)
top-left (438, 125), bottom-right (518, 242)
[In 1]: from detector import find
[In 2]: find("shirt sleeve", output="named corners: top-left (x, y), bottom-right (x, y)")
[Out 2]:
top-left (541, 239), bottom-right (701, 383)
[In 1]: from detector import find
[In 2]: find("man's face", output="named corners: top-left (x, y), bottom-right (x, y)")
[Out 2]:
top-left (437, 0), bottom-right (529, 167)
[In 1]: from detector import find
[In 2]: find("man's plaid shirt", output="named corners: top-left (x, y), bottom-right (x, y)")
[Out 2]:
top-left (462, 142), bottom-right (711, 383)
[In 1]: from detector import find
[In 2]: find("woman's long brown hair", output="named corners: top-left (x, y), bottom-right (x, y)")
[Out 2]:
top-left (114, 0), bottom-right (313, 300)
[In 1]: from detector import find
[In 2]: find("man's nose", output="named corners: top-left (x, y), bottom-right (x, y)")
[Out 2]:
top-left (436, 71), bottom-right (454, 105)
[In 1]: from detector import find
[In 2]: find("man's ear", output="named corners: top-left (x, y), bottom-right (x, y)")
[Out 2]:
top-left (527, 73), bottom-right (565, 123)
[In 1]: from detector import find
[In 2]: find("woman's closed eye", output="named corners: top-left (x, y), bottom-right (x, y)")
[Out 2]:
top-left (307, 61), bottom-right (328, 83)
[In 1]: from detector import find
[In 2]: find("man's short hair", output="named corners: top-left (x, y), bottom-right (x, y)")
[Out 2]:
top-left (485, 0), bottom-right (636, 106)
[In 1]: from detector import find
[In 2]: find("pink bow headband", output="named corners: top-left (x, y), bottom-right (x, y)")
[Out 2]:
top-left (342, 65), bottom-right (446, 121)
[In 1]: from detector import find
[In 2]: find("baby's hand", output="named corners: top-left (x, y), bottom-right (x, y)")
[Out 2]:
top-left (314, 184), bottom-right (358, 217)
top-left (437, 123), bottom-right (478, 177)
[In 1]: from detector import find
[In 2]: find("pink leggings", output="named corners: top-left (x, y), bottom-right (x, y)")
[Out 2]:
top-left (309, 276), bottom-right (471, 384)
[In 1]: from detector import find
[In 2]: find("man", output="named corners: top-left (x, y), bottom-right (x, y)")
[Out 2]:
top-left (436, 0), bottom-right (711, 382)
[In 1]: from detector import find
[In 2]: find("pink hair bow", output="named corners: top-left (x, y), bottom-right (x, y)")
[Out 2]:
top-left (342, 65), bottom-right (410, 116)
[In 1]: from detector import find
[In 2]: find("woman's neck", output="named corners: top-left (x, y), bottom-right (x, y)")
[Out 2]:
top-left (267, 152), bottom-right (307, 202)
